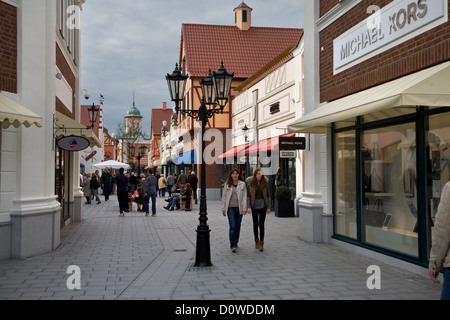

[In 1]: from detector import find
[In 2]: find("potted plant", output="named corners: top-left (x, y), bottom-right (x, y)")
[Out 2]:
top-left (274, 186), bottom-right (295, 218)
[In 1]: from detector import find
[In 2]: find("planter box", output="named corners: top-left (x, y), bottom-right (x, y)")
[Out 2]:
top-left (275, 199), bottom-right (295, 218)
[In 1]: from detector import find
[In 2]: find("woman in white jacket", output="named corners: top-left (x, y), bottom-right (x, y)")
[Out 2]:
top-left (429, 181), bottom-right (450, 300)
top-left (221, 168), bottom-right (248, 252)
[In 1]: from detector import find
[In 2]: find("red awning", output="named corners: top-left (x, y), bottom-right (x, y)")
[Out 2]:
top-left (218, 144), bottom-right (249, 159)
top-left (241, 133), bottom-right (296, 156)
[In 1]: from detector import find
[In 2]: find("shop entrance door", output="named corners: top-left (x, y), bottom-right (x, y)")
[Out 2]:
top-left (55, 148), bottom-right (71, 229)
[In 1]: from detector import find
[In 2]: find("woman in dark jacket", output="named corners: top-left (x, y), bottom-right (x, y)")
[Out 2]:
top-left (246, 168), bottom-right (271, 252)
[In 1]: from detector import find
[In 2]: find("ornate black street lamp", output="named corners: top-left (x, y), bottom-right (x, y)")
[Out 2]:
top-left (242, 124), bottom-right (250, 179)
top-left (166, 61), bottom-right (234, 267)
top-left (88, 103), bottom-right (99, 129)
top-left (137, 145), bottom-right (148, 176)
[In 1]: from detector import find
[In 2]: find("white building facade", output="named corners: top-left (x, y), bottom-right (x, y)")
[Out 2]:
top-left (230, 38), bottom-right (305, 209)
top-left (0, 0), bottom-right (99, 260)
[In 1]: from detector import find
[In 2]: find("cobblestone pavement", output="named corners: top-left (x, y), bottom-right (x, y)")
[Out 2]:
top-left (0, 194), bottom-right (442, 300)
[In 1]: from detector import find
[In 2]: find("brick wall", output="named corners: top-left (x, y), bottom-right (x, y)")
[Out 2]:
top-left (320, 0), bottom-right (450, 103)
top-left (320, 0), bottom-right (340, 18)
top-left (0, 1), bottom-right (17, 93)
top-left (56, 44), bottom-right (75, 115)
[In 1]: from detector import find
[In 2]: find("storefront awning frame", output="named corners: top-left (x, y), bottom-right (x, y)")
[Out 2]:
top-left (54, 111), bottom-right (102, 149)
top-left (288, 61), bottom-right (450, 134)
top-left (0, 92), bottom-right (43, 129)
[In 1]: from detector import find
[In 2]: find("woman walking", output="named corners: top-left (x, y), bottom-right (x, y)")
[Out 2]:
top-left (221, 168), bottom-right (247, 253)
top-left (247, 168), bottom-right (271, 252)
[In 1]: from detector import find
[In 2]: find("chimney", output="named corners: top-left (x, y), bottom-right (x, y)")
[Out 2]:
top-left (163, 102), bottom-right (167, 110)
top-left (234, 2), bottom-right (252, 31)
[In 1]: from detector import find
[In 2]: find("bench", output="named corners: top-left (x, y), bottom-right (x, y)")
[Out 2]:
top-left (180, 194), bottom-right (193, 210)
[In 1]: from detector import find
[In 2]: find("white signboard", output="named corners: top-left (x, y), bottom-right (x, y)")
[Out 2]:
top-left (334, 0), bottom-right (448, 74)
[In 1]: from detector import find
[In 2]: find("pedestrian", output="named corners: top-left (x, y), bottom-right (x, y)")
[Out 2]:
top-left (82, 173), bottom-right (91, 204)
top-left (158, 174), bottom-right (167, 198)
top-left (177, 169), bottom-right (188, 186)
top-left (91, 170), bottom-right (101, 204)
top-left (246, 168), bottom-right (271, 252)
top-left (112, 167), bottom-right (130, 216)
top-left (129, 172), bottom-right (138, 194)
top-left (144, 169), bottom-right (158, 217)
top-left (135, 173), bottom-right (146, 212)
top-left (101, 167), bottom-right (112, 201)
top-left (184, 183), bottom-right (192, 211)
top-left (189, 171), bottom-right (198, 205)
top-left (167, 172), bottom-right (175, 197)
top-left (429, 181), bottom-right (450, 300)
top-left (221, 168), bottom-right (247, 253)
top-left (164, 184), bottom-right (187, 211)
top-left (156, 169), bottom-right (161, 197)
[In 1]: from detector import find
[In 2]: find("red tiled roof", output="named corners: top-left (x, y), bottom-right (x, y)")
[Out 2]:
top-left (235, 2), bottom-right (252, 10)
top-left (181, 24), bottom-right (303, 78)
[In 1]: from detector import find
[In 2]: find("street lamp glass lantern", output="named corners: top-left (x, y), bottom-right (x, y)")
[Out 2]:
top-left (88, 103), bottom-right (99, 128)
top-left (166, 64), bottom-right (188, 112)
top-left (139, 145), bottom-right (148, 157)
top-left (213, 61), bottom-right (234, 109)
top-left (200, 70), bottom-right (215, 106)
top-left (242, 124), bottom-right (250, 142)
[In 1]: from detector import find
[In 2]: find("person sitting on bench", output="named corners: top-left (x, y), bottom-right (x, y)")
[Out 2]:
top-left (164, 184), bottom-right (186, 211)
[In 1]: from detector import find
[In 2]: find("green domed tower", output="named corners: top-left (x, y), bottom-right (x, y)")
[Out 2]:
top-left (125, 96), bottom-right (143, 134)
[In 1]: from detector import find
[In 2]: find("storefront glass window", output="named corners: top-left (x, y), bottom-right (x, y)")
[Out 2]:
top-left (361, 123), bottom-right (418, 257)
top-left (334, 131), bottom-right (357, 239)
top-left (426, 113), bottom-right (450, 257)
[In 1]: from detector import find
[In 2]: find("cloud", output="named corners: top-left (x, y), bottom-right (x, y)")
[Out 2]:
top-left (81, 0), bottom-right (304, 134)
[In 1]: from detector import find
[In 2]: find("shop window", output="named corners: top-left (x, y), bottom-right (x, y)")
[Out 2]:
top-left (334, 130), bottom-right (357, 239)
top-left (426, 113), bottom-right (450, 257)
top-left (361, 123), bottom-right (419, 257)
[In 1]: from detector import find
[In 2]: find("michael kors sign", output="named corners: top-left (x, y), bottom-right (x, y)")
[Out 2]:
top-left (334, 0), bottom-right (448, 74)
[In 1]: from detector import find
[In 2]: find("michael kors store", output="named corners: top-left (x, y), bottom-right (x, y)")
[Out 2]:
top-left (290, 62), bottom-right (450, 266)
top-left (291, 0), bottom-right (450, 269)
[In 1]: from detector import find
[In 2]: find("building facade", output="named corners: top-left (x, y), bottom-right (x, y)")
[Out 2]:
top-left (173, 2), bottom-right (303, 200)
top-left (230, 37), bottom-right (305, 209)
top-left (0, 0), bottom-right (101, 260)
top-left (289, 0), bottom-right (450, 274)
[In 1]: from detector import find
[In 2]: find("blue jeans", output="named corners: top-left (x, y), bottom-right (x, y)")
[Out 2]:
top-left (168, 194), bottom-right (181, 209)
top-left (143, 194), bottom-right (156, 215)
top-left (227, 207), bottom-right (242, 248)
top-left (441, 269), bottom-right (450, 300)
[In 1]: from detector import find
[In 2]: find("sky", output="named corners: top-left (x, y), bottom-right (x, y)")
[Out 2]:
top-left (80, 0), bottom-right (304, 135)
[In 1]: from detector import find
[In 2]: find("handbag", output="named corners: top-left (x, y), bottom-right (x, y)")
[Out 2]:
top-left (133, 190), bottom-right (139, 198)
top-left (364, 198), bottom-right (387, 227)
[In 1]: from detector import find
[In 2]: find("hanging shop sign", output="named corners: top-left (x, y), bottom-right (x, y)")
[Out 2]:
top-left (279, 137), bottom-right (306, 151)
top-left (85, 150), bottom-right (97, 162)
top-left (57, 136), bottom-right (90, 152)
top-left (334, 0), bottom-right (448, 74)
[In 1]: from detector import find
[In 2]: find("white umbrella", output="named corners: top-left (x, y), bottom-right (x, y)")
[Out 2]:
top-left (92, 160), bottom-right (130, 170)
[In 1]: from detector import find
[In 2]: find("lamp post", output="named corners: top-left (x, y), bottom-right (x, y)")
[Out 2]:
top-left (242, 124), bottom-right (250, 179)
top-left (166, 61), bottom-right (234, 267)
top-left (137, 145), bottom-right (148, 176)
top-left (129, 144), bottom-right (135, 172)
